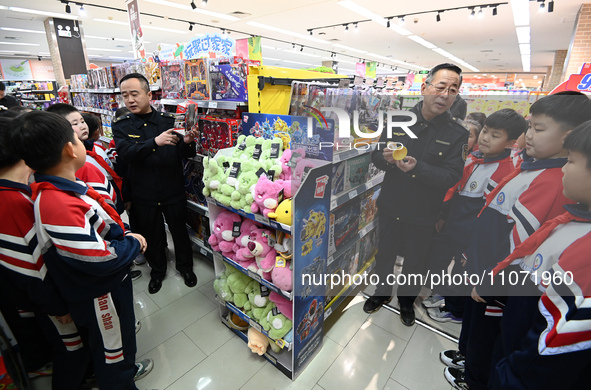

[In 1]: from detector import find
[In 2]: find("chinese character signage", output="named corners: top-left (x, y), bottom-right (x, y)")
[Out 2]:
top-left (183, 33), bottom-right (235, 59)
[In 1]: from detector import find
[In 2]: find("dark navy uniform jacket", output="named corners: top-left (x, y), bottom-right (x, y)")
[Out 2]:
top-left (112, 108), bottom-right (196, 206)
top-left (371, 101), bottom-right (469, 225)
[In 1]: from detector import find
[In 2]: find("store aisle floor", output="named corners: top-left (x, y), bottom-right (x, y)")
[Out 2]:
top-left (31, 251), bottom-right (459, 390)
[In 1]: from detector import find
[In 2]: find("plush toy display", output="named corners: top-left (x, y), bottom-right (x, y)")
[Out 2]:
top-left (271, 259), bottom-right (292, 292)
top-left (213, 268), bottom-right (234, 302)
top-left (269, 291), bottom-right (293, 320)
top-left (250, 174), bottom-right (284, 217)
top-left (267, 198), bottom-right (293, 226)
top-left (208, 210), bottom-right (242, 259)
top-left (202, 156), bottom-right (226, 198)
top-left (278, 148), bottom-right (305, 180)
top-left (243, 280), bottom-right (274, 321)
top-left (226, 268), bottom-right (252, 308)
top-left (236, 228), bottom-right (276, 281)
top-left (247, 327), bottom-right (269, 356)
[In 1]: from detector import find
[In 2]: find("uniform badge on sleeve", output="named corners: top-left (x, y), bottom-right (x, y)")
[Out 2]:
top-left (462, 144), bottom-right (469, 161)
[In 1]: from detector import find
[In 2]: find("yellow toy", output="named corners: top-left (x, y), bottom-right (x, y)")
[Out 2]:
top-left (388, 142), bottom-right (407, 161)
top-left (302, 240), bottom-right (313, 256)
top-left (267, 199), bottom-right (293, 226)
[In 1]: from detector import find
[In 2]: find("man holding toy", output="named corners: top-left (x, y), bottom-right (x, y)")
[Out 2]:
top-left (364, 63), bottom-right (468, 326)
top-left (113, 73), bottom-right (198, 294)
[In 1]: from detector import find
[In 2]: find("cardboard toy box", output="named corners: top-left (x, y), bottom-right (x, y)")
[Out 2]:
top-left (325, 242), bottom-right (360, 300)
top-left (160, 60), bottom-right (186, 99)
top-left (345, 153), bottom-right (371, 192)
top-left (183, 157), bottom-right (206, 205)
top-left (359, 225), bottom-right (379, 264)
top-left (209, 60), bottom-right (247, 101)
top-left (331, 160), bottom-right (347, 196)
top-left (197, 117), bottom-right (241, 156)
top-left (184, 59), bottom-right (209, 100)
top-left (328, 197), bottom-right (361, 256)
top-left (358, 185), bottom-right (380, 232)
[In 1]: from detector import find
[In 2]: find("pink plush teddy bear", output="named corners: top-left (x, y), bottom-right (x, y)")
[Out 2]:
top-left (277, 159), bottom-right (317, 198)
top-left (278, 148), bottom-right (306, 180)
top-left (208, 210), bottom-right (242, 259)
top-left (232, 219), bottom-right (261, 269)
top-left (269, 291), bottom-right (292, 320)
top-left (271, 259), bottom-right (292, 292)
top-left (241, 228), bottom-right (276, 281)
top-left (250, 174), bottom-right (284, 218)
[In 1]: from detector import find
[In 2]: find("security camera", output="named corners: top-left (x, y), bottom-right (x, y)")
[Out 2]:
top-left (413, 18), bottom-right (419, 24)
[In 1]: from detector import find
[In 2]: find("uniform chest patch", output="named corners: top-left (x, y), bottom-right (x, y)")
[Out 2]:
top-left (497, 192), bottom-right (505, 205)
top-left (469, 181), bottom-right (477, 191)
top-left (533, 253), bottom-right (543, 270)
top-left (128, 134), bottom-right (140, 138)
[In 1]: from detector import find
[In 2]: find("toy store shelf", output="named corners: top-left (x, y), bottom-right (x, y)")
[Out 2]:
top-left (332, 143), bottom-right (378, 163)
top-left (206, 197), bottom-right (291, 235)
top-left (330, 173), bottom-right (384, 210)
top-left (188, 235), bottom-right (213, 259)
top-left (187, 199), bottom-right (209, 217)
top-left (223, 300), bottom-right (292, 351)
top-left (19, 90), bottom-right (54, 93)
top-left (324, 255), bottom-right (376, 320)
top-left (20, 98), bottom-right (52, 102)
top-left (216, 252), bottom-right (292, 301)
top-left (75, 106), bottom-right (115, 116)
top-left (328, 218), bottom-right (379, 262)
top-left (220, 315), bottom-right (293, 379)
top-left (70, 86), bottom-right (160, 93)
top-left (160, 99), bottom-right (247, 110)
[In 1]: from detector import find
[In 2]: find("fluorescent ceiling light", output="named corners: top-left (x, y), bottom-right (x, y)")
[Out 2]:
top-left (407, 35), bottom-right (437, 49)
top-left (366, 52), bottom-right (390, 60)
top-left (293, 51), bottom-right (322, 58)
top-left (262, 57), bottom-right (282, 61)
top-left (144, 0), bottom-right (239, 21)
top-left (338, 0), bottom-right (411, 35)
top-left (109, 56), bottom-right (134, 60)
top-left (283, 60), bottom-right (314, 65)
top-left (515, 26), bottom-right (530, 44)
top-left (510, 0), bottom-right (530, 26)
top-left (0, 27), bottom-right (45, 34)
top-left (94, 19), bottom-right (128, 26)
top-left (333, 43), bottom-right (366, 54)
top-left (0, 50), bottom-right (31, 54)
top-left (262, 45), bottom-right (279, 50)
top-left (246, 21), bottom-right (329, 44)
top-left (337, 59), bottom-right (357, 65)
top-left (521, 54), bottom-right (531, 71)
top-left (86, 35), bottom-right (152, 44)
top-left (87, 48), bottom-right (122, 52)
top-left (389, 24), bottom-right (412, 36)
top-left (7, 7), bottom-right (79, 19)
top-left (519, 43), bottom-right (530, 56)
top-left (0, 41), bottom-right (40, 46)
top-left (143, 25), bottom-right (188, 34)
top-left (432, 48), bottom-right (479, 72)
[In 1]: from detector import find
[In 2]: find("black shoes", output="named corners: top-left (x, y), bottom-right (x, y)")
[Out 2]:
top-left (400, 306), bottom-right (415, 327)
top-left (130, 269), bottom-right (142, 281)
top-left (180, 271), bottom-right (197, 288)
top-left (363, 295), bottom-right (392, 313)
top-left (148, 277), bottom-right (163, 294)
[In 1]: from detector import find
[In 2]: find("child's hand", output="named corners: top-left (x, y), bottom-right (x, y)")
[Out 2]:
top-left (56, 313), bottom-right (73, 325)
top-left (128, 233), bottom-right (147, 253)
top-left (471, 286), bottom-right (486, 303)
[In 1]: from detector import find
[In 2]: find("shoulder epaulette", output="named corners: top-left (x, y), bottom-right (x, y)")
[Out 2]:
top-left (113, 114), bottom-right (131, 124)
top-left (160, 112), bottom-right (176, 119)
top-left (452, 117), bottom-right (470, 132)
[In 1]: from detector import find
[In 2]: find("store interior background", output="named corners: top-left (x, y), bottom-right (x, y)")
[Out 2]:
top-left (1, 1), bottom-right (590, 389)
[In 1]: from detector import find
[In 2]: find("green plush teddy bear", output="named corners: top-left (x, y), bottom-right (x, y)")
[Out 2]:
top-left (202, 156), bottom-right (227, 199)
top-left (230, 161), bottom-right (258, 211)
top-left (213, 269), bottom-right (233, 303)
top-left (226, 268), bottom-right (252, 309)
top-left (260, 307), bottom-right (293, 340)
top-left (243, 280), bottom-right (275, 321)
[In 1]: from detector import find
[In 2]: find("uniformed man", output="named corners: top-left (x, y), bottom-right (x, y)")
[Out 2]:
top-left (113, 73), bottom-right (197, 294)
top-left (364, 63), bottom-right (469, 326)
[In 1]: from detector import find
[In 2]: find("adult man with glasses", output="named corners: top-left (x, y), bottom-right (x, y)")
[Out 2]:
top-left (364, 63), bottom-right (469, 327)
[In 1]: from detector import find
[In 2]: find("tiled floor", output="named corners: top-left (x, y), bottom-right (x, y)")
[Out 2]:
top-left (31, 250), bottom-right (460, 390)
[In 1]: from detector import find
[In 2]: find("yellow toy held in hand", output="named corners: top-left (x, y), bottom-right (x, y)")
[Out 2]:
top-left (388, 142), bottom-right (408, 161)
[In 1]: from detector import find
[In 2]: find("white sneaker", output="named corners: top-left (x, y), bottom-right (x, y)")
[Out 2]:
top-left (427, 307), bottom-right (462, 324)
top-left (440, 349), bottom-right (465, 369)
top-left (422, 294), bottom-right (445, 308)
top-left (135, 319), bottom-right (141, 334)
top-left (134, 358), bottom-right (153, 381)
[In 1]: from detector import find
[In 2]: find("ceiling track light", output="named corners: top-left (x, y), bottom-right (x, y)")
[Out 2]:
top-left (492, 6), bottom-right (497, 16)
top-left (79, 4), bottom-right (85, 14)
top-left (300, 45), bottom-right (303, 52)
top-left (190, 0), bottom-right (196, 10)
top-left (399, 16), bottom-right (405, 24)
top-left (436, 12), bottom-right (441, 22)
top-left (470, 8), bottom-right (475, 18)
top-left (65, 2), bottom-right (71, 13)
top-left (478, 7), bottom-right (484, 18)
top-left (188, 23), bottom-right (193, 31)
top-left (354, 23), bottom-right (359, 31)
top-left (344, 24), bottom-right (349, 31)
top-left (221, 28), bottom-right (226, 35)
top-left (292, 43), bottom-right (295, 51)
top-left (386, 18), bottom-right (391, 28)
top-left (308, 29), bottom-right (313, 35)
top-left (548, 0), bottom-right (554, 12)
top-left (539, 1), bottom-right (545, 12)
top-left (202, 0), bottom-right (207, 5)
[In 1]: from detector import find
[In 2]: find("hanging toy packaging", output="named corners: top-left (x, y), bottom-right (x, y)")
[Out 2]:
top-left (184, 59), bottom-right (210, 100)
top-left (160, 60), bottom-right (186, 99)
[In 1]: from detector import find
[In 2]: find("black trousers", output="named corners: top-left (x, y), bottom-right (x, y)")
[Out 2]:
top-left (373, 216), bottom-right (436, 308)
top-left (131, 199), bottom-right (193, 278)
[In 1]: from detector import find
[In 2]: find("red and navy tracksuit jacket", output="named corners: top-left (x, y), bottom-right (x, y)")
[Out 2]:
top-left (490, 203), bottom-right (591, 389)
top-left (0, 179), bottom-right (85, 366)
top-left (86, 143), bottom-right (124, 214)
top-left (441, 149), bottom-right (516, 248)
top-left (76, 161), bottom-right (117, 210)
top-left (34, 174), bottom-right (140, 389)
top-left (464, 154), bottom-right (574, 277)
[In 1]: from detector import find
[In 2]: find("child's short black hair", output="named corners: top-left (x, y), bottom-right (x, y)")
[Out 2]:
top-left (564, 119), bottom-right (591, 169)
top-left (529, 92), bottom-right (591, 130)
top-left (485, 108), bottom-right (527, 140)
top-left (12, 111), bottom-right (77, 173)
top-left (0, 117), bottom-right (20, 169)
top-left (45, 103), bottom-right (79, 117)
top-left (82, 112), bottom-right (100, 138)
top-left (466, 112), bottom-right (486, 128)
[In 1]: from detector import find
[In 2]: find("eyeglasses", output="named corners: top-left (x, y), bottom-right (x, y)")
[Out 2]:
top-left (426, 82), bottom-right (459, 96)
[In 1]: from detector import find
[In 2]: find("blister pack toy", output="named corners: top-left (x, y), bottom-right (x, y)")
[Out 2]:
top-left (184, 59), bottom-right (210, 100)
top-left (160, 60), bottom-right (186, 99)
top-left (209, 57), bottom-right (251, 101)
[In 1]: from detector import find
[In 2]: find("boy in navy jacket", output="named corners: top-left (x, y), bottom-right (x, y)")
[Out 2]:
top-left (12, 111), bottom-right (150, 390)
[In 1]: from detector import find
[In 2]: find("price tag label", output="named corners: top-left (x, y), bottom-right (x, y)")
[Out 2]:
top-left (348, 189), bottom-right (358, 199)
top-left (249, 319), bottom-right (262, 332)
top-left (324, 307), bottom-right (333, 320)
top-left (327, 256), bottom-right (335, 266)
top-left (264, 353), bottom-right (277, 365)
top-left (275, 257), bottom-right (286, 268)
top-left (254, 214), bottom-right (266, 223)
top-left (248, 269), bottom-right (262, 282)
top-left (200, 248), bottom-right (207, 256)
top-left (330, 200), bottom-right (337, 210)
top-left (209, 101), bottom-right (218, 108)
top-left (275, 338), bottom-right (286, 348)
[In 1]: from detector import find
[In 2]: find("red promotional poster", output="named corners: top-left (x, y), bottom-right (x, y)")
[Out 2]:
top-left (126, 0), bottom-right (145, 60)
